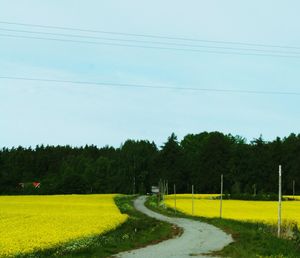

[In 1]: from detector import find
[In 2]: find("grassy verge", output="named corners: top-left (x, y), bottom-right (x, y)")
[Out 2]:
top-left (146, 195), bottom-right (300, 258)
top-left (22, 195), bottom-right (176, 258)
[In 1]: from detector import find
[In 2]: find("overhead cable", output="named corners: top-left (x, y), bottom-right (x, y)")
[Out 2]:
top-left (1, 76), bottom-right (299, 96)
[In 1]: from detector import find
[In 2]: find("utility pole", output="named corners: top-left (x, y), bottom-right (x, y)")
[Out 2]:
top-left (192, 184), bottom-right (194, 216)
top-left (293, 180), bottom-right (295, 200)
top-left (162, 180), bottom-right (166, 208)
top-left (133, 156), bottom-right (136, 195)
top-left (220, 174), bottom-right (223, 219)
top-left (278, 165), bottom-right (282, 238)
top-left (174, 184), bottom-right (177, 215)
top-left (157, 179), bottom-right (161, 205)
top-left (166, 180), bottom-right (169, 195)
top-left (159, 179), bottom-right (162, 202)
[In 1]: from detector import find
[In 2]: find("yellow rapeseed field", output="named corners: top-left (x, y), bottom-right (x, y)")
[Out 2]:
top-left (166, 194), bottom-right (220, 199)
top-left (0, 194), bottom-right (128, 257)
top-left (165, 195), bottom-right (300, 225)
top-left (285, 195), bottom-right (300, 201)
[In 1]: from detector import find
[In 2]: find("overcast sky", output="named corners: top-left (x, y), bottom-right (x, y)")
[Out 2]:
top-left (1, 1), bottom-right (300, 148)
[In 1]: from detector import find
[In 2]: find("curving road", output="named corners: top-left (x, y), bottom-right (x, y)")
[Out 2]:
top-left (115, 196), bottom-right (233, 258)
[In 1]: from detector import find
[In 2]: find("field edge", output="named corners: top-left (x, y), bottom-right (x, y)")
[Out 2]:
top-left (17, 195), bottom-right (177, 258)
top-left (145, 195), bottom-right (300, 258)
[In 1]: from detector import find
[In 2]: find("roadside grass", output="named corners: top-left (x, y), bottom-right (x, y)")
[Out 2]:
top-left (146, 195), bottom-right (300, 258)
top-left (20, 195), bottom-right (176, 258)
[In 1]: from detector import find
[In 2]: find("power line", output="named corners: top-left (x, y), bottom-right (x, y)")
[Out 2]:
top-left (1, 76), bottom-right (299, 96)
top-left (1, 33), bottom-right (300, 59)
top-left (1, 27), bottom-right (300, 56)
top-left (0, 20), bottom-right (299, 51)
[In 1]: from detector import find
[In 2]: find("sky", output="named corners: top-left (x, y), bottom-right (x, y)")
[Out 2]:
top-left (1, 0), bottom-right (300, 148)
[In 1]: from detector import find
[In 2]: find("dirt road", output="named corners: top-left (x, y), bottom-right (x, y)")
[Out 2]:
top-left (115, 196), bottom-right (233, 258)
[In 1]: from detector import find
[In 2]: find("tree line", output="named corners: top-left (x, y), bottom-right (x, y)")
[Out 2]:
top-left (0, 131), bottom-right (299, 195)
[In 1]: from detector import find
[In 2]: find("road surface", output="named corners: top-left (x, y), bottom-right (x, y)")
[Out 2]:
top-left (115, 196), bottom-right (233, 258)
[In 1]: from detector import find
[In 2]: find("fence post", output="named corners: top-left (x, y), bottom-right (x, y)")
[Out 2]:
top-left (220, 174), bottom-right (223, 219)
top-left (192, 185), bottom-right (194, 216)
top-left (162, 180), bottom-right (166, 208)
top-left (158, 179), bottom-right (163, 204)
top-left (278, 165), bottom-right (282, 238)
top-left (293, 180), bottom-right (295, 200)
top-left (166, 180), bottom-right (168, 195)
top-left (174, 184), bottom-right (177, 215)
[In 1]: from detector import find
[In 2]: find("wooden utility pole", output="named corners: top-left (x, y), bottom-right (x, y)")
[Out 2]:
top-left (174, 184), bottom-right (177, 215)
top-left (192, 185), bottom-right (194, 216)
top-left (220, 174), bottom-right (223, 219)
top-left (278, 165), bottom-right (282, 238)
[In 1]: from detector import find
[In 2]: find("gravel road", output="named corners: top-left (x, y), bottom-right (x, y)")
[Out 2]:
top-left (114, 196), bottom-right (233, 258)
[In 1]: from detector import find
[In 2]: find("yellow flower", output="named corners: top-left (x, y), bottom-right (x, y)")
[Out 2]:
top-left (165, 194), bottom-right (300, 226)
top-left (0, 194), bottom-right (127, 257)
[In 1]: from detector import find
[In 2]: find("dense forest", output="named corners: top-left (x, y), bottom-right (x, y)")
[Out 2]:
top-left (0, 131), bottom-right (300, 195)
